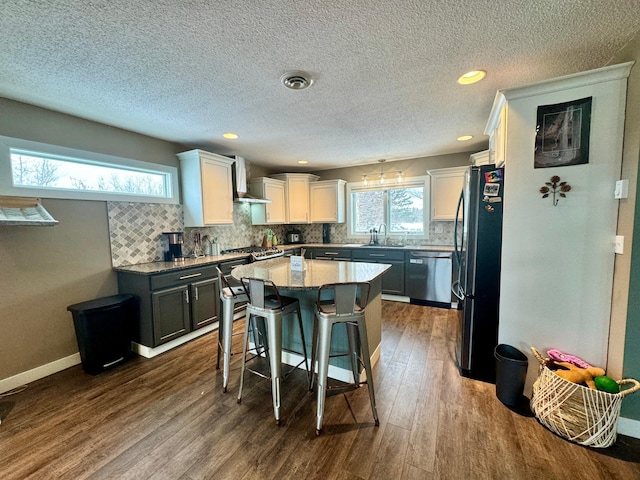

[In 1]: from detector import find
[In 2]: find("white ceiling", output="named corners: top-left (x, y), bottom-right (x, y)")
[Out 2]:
top-left (1, 1), bottom-right (638, 170)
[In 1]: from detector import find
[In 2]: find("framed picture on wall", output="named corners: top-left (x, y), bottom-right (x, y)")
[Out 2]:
top-left (534, 96), bottom-right (592, 168)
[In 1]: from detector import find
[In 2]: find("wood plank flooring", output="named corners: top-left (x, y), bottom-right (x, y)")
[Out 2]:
top-left (1, 302), bottom-right (639, 479)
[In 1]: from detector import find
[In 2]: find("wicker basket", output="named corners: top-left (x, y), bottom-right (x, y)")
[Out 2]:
top-left (530, 347), bottom-right (640, 448)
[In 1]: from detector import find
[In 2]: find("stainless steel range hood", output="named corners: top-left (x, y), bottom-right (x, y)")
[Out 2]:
top-left (232, 156), bottom-right (271, 204)
top-left (0, 196), bottom-right (58, 226)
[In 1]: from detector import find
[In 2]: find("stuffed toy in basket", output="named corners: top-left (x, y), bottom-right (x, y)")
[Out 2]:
top-left (530, 347), bottom-right (640, 448)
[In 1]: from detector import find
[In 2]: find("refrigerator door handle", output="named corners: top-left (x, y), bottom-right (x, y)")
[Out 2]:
top-left (452, 280), bottom-right (463, 300)
top-left (453, 189), bottom-right (464, 264)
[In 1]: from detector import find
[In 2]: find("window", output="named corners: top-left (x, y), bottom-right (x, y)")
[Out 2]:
top-left (347, 176), bottom-right (430, 240)
top-left (0, 135), bottom-right (179, 204)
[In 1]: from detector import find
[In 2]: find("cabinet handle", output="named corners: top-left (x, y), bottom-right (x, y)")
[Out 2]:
top-left (369, 253), bottom-right (385, 257)
top-left (184, 289), bottom-right (190, 304)
top-left (195, 287), bottom-right (199, 301)
top-left (325, 252), bottom-right (339, 255)
top-left (179, 273), bottom-right (202, 280)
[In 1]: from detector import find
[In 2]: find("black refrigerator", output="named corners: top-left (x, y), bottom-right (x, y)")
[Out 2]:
top-left (452, 164), bottom-right (504, 383)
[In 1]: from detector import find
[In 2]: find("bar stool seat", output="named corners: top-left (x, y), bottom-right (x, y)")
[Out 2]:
top-left (237, 277), bottom-right (309, 425)
top-left (216, 266), bottom-right (249, 392)
top-left (309, 282), bottom-right (379, 435)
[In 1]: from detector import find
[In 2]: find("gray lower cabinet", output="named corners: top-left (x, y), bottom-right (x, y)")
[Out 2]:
top-left (190, 277), bottom-right (219, 329)
top-left (352, 248), bottom-right (405, 295)
top-left (151, 284), bottom-right (191, 345)
top-left (118, 264), bottom-right (219, 348)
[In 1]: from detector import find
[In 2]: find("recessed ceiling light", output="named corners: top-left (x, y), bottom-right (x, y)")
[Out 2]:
top-left (281, 71), bottom-right (313, 90)
top-left (457, 70), bottom-right (486, 85)
top-left (223, 133), bottom-right (238, 139)
top-left (457, 135), bottom-right (473, 141)
top-left (297, 160), bottom-right (308, 164)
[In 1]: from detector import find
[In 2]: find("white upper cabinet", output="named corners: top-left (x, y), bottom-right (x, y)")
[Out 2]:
top-left (427, 166), bottom-right (468, 221)
top-left (310, 179), bottom-right (346, 223)
top-left (249, 177), bottom-right (286, 225)
top-left (470, 150), bottom-right (491, 166)
top-left (177, 149), bottom-right (234, 226)
top-left (270, 173), bottom-right (319, 223)
top-left (485, 94), bottom-right (508, 167)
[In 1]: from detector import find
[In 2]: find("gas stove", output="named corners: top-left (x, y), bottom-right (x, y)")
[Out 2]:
top-left (221, 246), bottom-right (284, 261)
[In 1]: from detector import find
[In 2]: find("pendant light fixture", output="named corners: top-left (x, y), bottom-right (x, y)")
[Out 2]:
top-left (361, 159), bottom-right (403, 186)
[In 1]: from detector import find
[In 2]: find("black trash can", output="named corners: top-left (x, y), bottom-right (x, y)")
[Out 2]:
top-left (494, 344), bottom-right (528, 406)
top-left (67, 294), bottom-right (138, 375)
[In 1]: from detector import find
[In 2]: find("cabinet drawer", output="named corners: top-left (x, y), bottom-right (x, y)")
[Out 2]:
top-left (313, 249), bottom-right (351, 260)
top-left (150, 265), bottom-right (217, 291)
top-left (352, 248), bottom-right (405, 261)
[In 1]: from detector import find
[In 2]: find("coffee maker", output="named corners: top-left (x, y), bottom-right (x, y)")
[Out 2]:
top-left (163, 232), bottom-right (184, 262)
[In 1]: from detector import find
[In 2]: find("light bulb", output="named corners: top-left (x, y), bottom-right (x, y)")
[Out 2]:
top-left (379, 174), bottom-right (385, 185)
top-left (396, 172), bottom-right (403, 183)
top-left (362, 175), bottom-right (368, 186)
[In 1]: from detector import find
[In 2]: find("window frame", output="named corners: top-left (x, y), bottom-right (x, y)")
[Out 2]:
top-left (0, 135), bottom-right (179, 204)
top-left (346, 175), bottom-right (430, 241)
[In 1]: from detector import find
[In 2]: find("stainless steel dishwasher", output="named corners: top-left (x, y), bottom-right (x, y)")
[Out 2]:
top-left (406, 251), bottom-right (452, 305)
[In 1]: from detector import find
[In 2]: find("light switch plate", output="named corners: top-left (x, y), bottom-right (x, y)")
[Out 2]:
top-left (615, 179), bottom-right (629, 199)
top-left (615, 235), bottom-right (624, 254)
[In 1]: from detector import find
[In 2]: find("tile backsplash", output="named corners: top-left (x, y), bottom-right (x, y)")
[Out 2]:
top-left (107, 201), bottom-right (455, 267)
top-left (108, 202), bottom-right (183, 267)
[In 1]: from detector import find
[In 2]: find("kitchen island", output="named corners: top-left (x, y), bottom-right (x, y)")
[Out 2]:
top-left (231, 257), bottom-right (390, 381)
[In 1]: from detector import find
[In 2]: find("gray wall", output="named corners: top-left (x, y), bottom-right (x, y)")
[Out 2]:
top-left (0, 98), bottom-right (185, 381)
top-left (311, 152), bottom-right (474, 183)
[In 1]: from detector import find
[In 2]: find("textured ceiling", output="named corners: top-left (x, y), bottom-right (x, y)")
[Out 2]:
top-left (1, 1), bottom-right (638, 170)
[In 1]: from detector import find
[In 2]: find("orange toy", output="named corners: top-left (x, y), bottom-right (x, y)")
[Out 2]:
top-left (552, 361), bottom-right (605, 389)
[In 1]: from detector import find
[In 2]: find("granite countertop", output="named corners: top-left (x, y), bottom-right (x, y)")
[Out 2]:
top-left (113, 252), bottom-right (252, 274)
top-left (230, 257), bottom-right (391, 290)
top-left (113, 243), bottom-right (453, 275)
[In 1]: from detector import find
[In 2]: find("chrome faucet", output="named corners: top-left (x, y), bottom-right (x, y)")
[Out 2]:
top-left (378, 223), bottom-right (388, 245)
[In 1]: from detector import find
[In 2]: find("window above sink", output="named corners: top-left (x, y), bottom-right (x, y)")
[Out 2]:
top-left (346, 175), bottom-right (430, 243)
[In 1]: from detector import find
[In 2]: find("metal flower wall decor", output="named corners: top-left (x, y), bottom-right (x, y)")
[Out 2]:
top-left (540, 176), bottom-right (571, 206)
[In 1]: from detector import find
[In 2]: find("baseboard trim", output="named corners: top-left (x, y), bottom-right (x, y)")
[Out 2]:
top-left (618, 416), bottom-right (640, 439)
top-left (382, 294), bottom-right (410, 303)
top-left (133, 322), bottom-right (218, 359)
top-left (0, 353), bottom-right (81, 394)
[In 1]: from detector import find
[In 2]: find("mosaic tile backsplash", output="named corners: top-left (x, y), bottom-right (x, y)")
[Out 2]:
top-left (108, 201), bottom-right (455, 267)
top-left (108, 202), bottom-right (183, 267)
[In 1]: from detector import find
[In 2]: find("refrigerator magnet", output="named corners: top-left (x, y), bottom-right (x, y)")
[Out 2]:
top-left (485, 170), bottom-right (503, 183)
top-left (483, 183), bottom-right (500, 197)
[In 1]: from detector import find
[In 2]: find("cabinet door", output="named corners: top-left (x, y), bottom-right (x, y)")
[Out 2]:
top-left (287, 176), bottom-right (310, 223)
top-left (381, 262), bottom-right (405, 296)
top-left (428, 167), bottom-right (467, 221)
top-left (152, 285), bottom-right (191, 345)
top-left (191, 277), bottom-right (219, 330)
top-left (201, 157), bottom-right (233, 224)
top-left (265, 181), bottom-right (286, 224)
top-left (310, 181), bottom-right (345, 223)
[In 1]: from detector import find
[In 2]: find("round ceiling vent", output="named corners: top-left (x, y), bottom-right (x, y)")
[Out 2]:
top-left (280, 71), bottom-right (313, 90)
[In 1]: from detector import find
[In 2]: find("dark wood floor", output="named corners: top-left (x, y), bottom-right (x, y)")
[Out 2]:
top-left (1, 302), bottom-right (640, 479)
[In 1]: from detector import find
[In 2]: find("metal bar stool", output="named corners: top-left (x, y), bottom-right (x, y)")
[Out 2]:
top-left (237, 277), bottom-right (309, 425)
top-left (216, 266), bottom-right (249, 392)
top-left (309, 282), bottom-right (379, 435)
